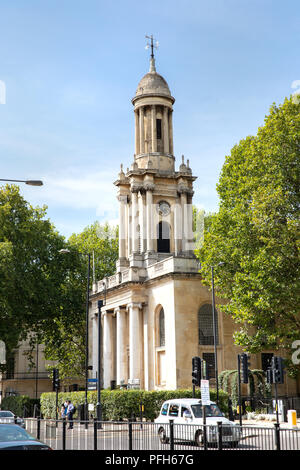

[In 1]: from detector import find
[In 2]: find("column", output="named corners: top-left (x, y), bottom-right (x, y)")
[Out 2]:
top-left (127, 197), bottom-right (131, 256)
top-left (118, 195), bottom-right (126, 258)
top-left (143, 305), bottom-right (149, 390)
top-left (115, 307), bottom-right (127, 385)
top-left (102, 312), bottom-right (113, 389)
top-left (181, 190), bottom-right (188, 252)
top-left (163, 106), bottom-right (169, 154)
top-left (186, 194), bottom-right (194, 251)
top-left (134, 109), bottom-right (140, 155)
top-left (169, 109), bottom-right (174, 155)
top-left (146, 184), bottom-right (154, 252)
top-left (151, 105), bottom-right (157, 152)
top-left (125, 198), bottom-right (129, 258)
top-left (131, 188), bottom-right (139, 253)
top-left (138, 189), bottom-right (146, 253)
top-left (174, 199), bottom-right (182, 256)
top-left (128, 303), bottom-right (142, 383)
top-left (139, 107), bottom-right (145, 154)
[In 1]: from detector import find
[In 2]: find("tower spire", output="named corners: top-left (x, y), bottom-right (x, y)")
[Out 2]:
top-left (145, 34), bottom-right (158, 72)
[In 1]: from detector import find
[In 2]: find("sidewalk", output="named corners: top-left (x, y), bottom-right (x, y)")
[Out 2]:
top-left (236, 418), bottom-right (300, 428)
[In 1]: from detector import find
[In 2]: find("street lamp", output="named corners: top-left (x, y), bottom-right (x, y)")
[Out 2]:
top-left (59, 248), bottom-right (91, 428)
top-left (0, 179), bottom-right (43, 186)
top-left (211, 262), bottom-right (224, 405)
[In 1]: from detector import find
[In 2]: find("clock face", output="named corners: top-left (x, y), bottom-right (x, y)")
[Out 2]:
top-left (157, 201), bottom-right (170, 216)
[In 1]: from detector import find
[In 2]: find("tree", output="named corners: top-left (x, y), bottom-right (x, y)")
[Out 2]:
top-left (0, 185), bottom-right (71, 361)
top-left (198, 97), bottom-right (300, 375)
top-left (42, 221), bottom-right (118, 380)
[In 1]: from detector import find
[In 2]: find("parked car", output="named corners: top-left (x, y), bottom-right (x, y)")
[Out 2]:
top-left (155, 398), bottom-right (241, 447)
top-left (0, 424), bottom-right (52, 450)
top-left (0, 411), bottom-right (25, 428)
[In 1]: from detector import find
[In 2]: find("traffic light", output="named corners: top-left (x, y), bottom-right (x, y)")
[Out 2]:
top-left (241, 353), bottom-right (250, 384)
top-left (201, 360), bottom-right (208, 380)
top-left (271, 356), bottom-right (285, 384)
top-left (52, 368), bottom-right (60, 391)
top-left (192, 356), bottom-right (201, 387)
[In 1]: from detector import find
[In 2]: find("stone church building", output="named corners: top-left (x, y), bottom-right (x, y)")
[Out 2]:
top-left (89, 51), bottom-right (297, 395)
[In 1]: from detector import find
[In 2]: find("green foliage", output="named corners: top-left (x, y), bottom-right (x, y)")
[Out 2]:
top-left (42, 221), bottom-right (118, 381)
top-left (40, 388), bottom-right (229, 421)
top-left (0, 185), bottom-right (70, 360)
top-left (197, 97), bottom-right (300, 374)
top-left (0, 395), bottom-right (39, 417)
top-left (0, 186), bottom-right (118, 381)
top-left (218, 369), bottom-right (271, 407)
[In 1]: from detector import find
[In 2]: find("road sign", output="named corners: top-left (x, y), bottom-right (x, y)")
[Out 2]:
top-left (88, 378), bottom-right (98, 382)
top-left (88, 384), bottom-right (97, 390)
top-left (200, 379), bottom-right (210, 405)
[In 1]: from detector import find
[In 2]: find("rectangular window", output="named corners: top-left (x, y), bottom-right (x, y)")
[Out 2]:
top-left (168, 404), bottom-right (179, 417)
top-left (156, 119), bottom-right (162, 139)
top-left (161, 403), bottom-right (169, 416)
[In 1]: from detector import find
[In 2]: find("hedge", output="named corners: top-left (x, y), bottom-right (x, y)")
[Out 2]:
top-left (0, 395), bottom-right (39, 417)
top-left (40, 388), bottom-right (229, 421)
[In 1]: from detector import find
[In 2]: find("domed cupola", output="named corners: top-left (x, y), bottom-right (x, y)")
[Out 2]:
top-left (131, 37), bottom-right (175, 173)
top-left (135, 58), bottom-right (173, 99)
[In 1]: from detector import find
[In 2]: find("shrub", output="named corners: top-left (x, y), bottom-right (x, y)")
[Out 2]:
top-left (0, 395), bottom-right (39, 417)
top-left (40, 388), bottom-right (229, 421)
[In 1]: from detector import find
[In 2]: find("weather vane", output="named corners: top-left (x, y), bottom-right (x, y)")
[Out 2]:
top-left (145, 34), bottom-right (159, 59)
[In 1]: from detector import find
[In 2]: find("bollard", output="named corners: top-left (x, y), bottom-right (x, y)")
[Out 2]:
top-left (203, 424), bottom-right (207, 451)
top-left (169, 419), bottom-right (174, 451)
top-left (94, 419), bottom-right (98, 450)
top-left (128, 421), bottom-right (133, 451)
top-left (62, 417), bottom-right (66, 451)
top-left (217, 421), bottom-right (223, 450)
top-left (287, 410), bottom-right (297, 429)
top-left (37, 416), bottom-right (41, 440)
top-left (274, 422), bottom-right (281, 451)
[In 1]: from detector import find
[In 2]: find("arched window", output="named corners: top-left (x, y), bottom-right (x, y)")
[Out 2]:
top-left (198, 304), bottom-right (219, 345)
top-left (159, 308), bottom-right (165, 347)
top-left (157, 221), bottom-right (170, 253)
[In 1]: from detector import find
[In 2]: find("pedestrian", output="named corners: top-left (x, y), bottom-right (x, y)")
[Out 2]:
top-left (66, 400), bottom-right (75, 429)
top-left (60, 403), bottom-right (67, 419)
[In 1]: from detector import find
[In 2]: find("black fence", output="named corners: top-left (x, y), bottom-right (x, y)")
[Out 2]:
top-left (24, 417), bottom-right (300, 451)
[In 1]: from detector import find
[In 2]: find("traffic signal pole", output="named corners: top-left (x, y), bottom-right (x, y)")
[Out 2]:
top-left (237, 354), bottom-right (242, 427)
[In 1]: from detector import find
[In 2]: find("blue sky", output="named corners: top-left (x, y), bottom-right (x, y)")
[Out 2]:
top-left (0, 0), bottom-right (299, 238)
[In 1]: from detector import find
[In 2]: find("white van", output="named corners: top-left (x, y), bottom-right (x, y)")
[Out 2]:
top-left (154, 398), bottom-right (241, 447)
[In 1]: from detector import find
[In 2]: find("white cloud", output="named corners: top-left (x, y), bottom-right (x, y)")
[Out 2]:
top-left (41, 167), bottom-right (119, 218)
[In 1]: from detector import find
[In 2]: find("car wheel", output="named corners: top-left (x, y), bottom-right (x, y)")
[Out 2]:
top-left (158, 427), bottom-right (169, 444)
top-left (195, 430), bottom-right (204, 447)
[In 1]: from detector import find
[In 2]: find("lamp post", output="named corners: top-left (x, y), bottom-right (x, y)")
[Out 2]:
top-left (211, 262), bottom-right (224, 405)
top-left (0, 179), bottom-right (43, 186)
top-left (84, 253), bottom-right (91, 428)
top-left (96, 279), bottom-right (106, 429)
top-left (59, 249), bottom-right (91, 428)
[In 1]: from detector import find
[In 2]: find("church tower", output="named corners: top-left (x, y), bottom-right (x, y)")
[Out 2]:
top-left (90, 39), bottom-right (235, 392)
top-left (89, 39), bottom-right (296, 396)
top-left (115, 37), bottom-right (196, 274)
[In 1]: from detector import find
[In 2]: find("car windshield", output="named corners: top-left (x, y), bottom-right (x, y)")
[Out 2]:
top-left (0, 425), bottom-right (35, 442)
top-left (191, 404), bottom-right (223, 418)
top-left (0, 411), bottom-right (14, 418)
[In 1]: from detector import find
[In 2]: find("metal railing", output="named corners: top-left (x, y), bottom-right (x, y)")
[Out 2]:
top-left (23, 417), bottom-right (300, 451)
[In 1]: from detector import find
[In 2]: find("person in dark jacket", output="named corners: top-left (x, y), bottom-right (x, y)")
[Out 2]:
top-left (66, 400), bottom-right (75, 429)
